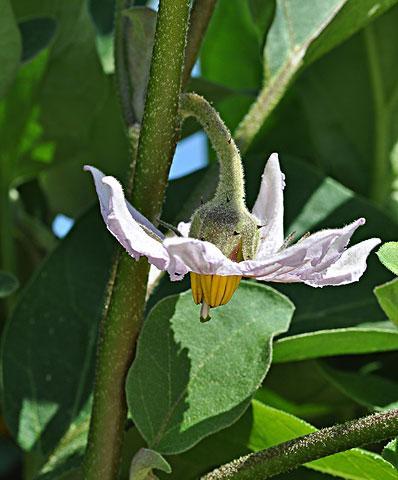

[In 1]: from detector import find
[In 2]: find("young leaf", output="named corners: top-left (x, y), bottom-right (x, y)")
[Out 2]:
top-left (0, 271), bottom-right (19, 298)
top-left (377, 242), bottom-right (398, 276)
top-left (126, 283), bottom-right (294, 454)
top-left (375, 278), bottom-right (398, 326)
top-left (19, 17), bottom-right (57, 62)
top-left (129, 448), bottom-right (171, 480)
top-left (0, 0), bottom-right (22, 97)
top-left (248, 400), bottom-right (398, 479)
top-left (273, 323), bottom-right (398, 363)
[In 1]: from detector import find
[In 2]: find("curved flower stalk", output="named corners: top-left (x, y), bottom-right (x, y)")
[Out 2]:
top-left (85, 153), bottom-right (380, 321)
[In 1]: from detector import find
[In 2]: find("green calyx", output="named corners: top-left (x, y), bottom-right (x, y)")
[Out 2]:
top-left (189, 197), bottom-right (260, 260)
top-left (179, 92), bottom-right (260, 261)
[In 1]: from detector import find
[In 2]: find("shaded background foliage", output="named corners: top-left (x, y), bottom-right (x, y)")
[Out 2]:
top-left (1, 0), bottom-right (398, 479)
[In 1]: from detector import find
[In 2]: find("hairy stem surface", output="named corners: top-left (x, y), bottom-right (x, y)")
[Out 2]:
top-left (83, 1), bottom-right (191, 479)
top-left (203, 409), bottom-right (398, 480)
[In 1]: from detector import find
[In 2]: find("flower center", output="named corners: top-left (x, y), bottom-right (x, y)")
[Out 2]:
top-left (190, 273), bottom-right (241, 309)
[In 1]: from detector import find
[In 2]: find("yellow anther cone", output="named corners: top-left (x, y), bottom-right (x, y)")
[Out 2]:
top-left (190, 273), bottom-right (241, 308)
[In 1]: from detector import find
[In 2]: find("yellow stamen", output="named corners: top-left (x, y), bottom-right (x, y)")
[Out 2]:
top-left (190, 272), bottom-right (202, 304)
top-left (190, 274), bottom-right (242, 308)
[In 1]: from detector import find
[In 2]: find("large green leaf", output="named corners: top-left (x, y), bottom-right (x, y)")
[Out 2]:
top-left (319, 364), bottom-right (398, 411)
top-left (384, 438), bottom-right (398, 470)
top-left (0, 0), bottom-right (21, 98)
top-left (273, 323), bottom-right (398, 363)
top-left (126, 283), bottom-right (294, 454)
top-left (375, 278), bottom-right (398, 326)
top-left (234, 0), bottom-right (398, 150)
top-left (248, 400), bottom-right (398, 479)
top-left (1, 209), bottom-right (113, 460)
top-left (254, 5), bottom-right (398, 205)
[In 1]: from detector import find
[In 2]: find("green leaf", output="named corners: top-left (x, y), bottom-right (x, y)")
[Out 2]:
top-left (0, 271), bottom-right (19, 298)
top-left (375, 278), bottom-right (398, 326)
top-left (19, 17), bottom-right (57, 62)
top-left (129, 448), bottom-right (171, 480)
top-left (249, 400), bottom-right (398, 479)
top-left (235, 0), bottom-right (398, 149)
top-left (377, 242), bottom-right (398, 276)
top-left (319, 364), bottom-right (398, 411)
top-left (123, 7), bottom-right (157, 122)
top-left (0, 0), bottom-right (22, 98)
top-left (383, 438), bottom-right (398, 470)
top-left (126, 282), bottom-right (294, 454)
top-left (2, 209), bottom-right (114, 458)
top-left (273, 324), bottom-right (398, 363)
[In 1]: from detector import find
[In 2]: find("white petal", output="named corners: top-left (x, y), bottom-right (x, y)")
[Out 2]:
top-left (164, 237), bottom-right (242, 277)
top-left (84, 165), bottom-right (164, 239)
top-left (304, 238), bottom-right (381, 287)
top-left (239, 219), bottom-right (366, 282)
top-left (252, 153), bottom-right (285, 258)
top-left (85, 165), bottom-right (169, 270)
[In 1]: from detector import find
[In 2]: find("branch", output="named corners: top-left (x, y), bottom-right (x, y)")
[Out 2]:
top-left (202, 409), bottom-right (398, 480)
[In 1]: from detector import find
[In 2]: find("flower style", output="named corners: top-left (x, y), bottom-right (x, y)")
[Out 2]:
top-left (85, 154), bottom-right (380, 321)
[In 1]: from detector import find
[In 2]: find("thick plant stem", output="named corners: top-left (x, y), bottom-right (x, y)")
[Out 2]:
top-left (134, 0), bottom-right (191, 220)
top-left (180, 93), bottom-right (245, 203)
top-left (202, 409), bottom-right (398, 480)
top-left (83, 1), bottom-right (190, 479)
top-left (182, 0), bottom-right (217, 87)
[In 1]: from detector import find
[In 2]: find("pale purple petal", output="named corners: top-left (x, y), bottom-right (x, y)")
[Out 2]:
top-left (303, 238), bottom-right (381, 287)
top-left (85, 166), bottom-right (169, 270)
top-left (84, 165), bottom-right (164, 239)
top-left (164, 237), bottom-right (242, 278)
top-left (238, 219), bottom-right (366, 282)
top-left (252, 153), bottom-right (285, 258)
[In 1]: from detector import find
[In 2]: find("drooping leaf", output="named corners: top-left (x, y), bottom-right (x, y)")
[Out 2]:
top-left (19, 17), bottom-right (57, 62)
top-left (273, 323), bottom-right (398, 363)
top-left (318, 364), bottom-right (398, 411)
top-left (0, 271), bottom-right (19, 298)
top-left (377, 242), bottom-right (398, 276)
top-left (126, 283), bottom-right (294, 454)
top-left (2, 209), bottom-right (114, 459)
top-left (0, 0), bottom-right (22, 98)
top-left (129, 448), bottom-right (171, 480)
top-left (248, 400), bottom-right (398, 479)
top-left (375, 278), bottom-right (398, 326)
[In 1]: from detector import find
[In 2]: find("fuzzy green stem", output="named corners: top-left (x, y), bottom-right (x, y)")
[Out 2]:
top-left (180, 92), bottom-right (245, 203)
top-left (202, 409), bottom-right (398, 480)
top-left (83, 1), bottom-right (190, 478)
top-left (182, 0), bottom-right (217, 87)
top-left (133, 0), bottom-right (191, 219)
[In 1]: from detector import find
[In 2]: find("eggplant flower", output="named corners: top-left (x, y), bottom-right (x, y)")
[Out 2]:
top-left (85, 154), bottom-right (380, 322)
